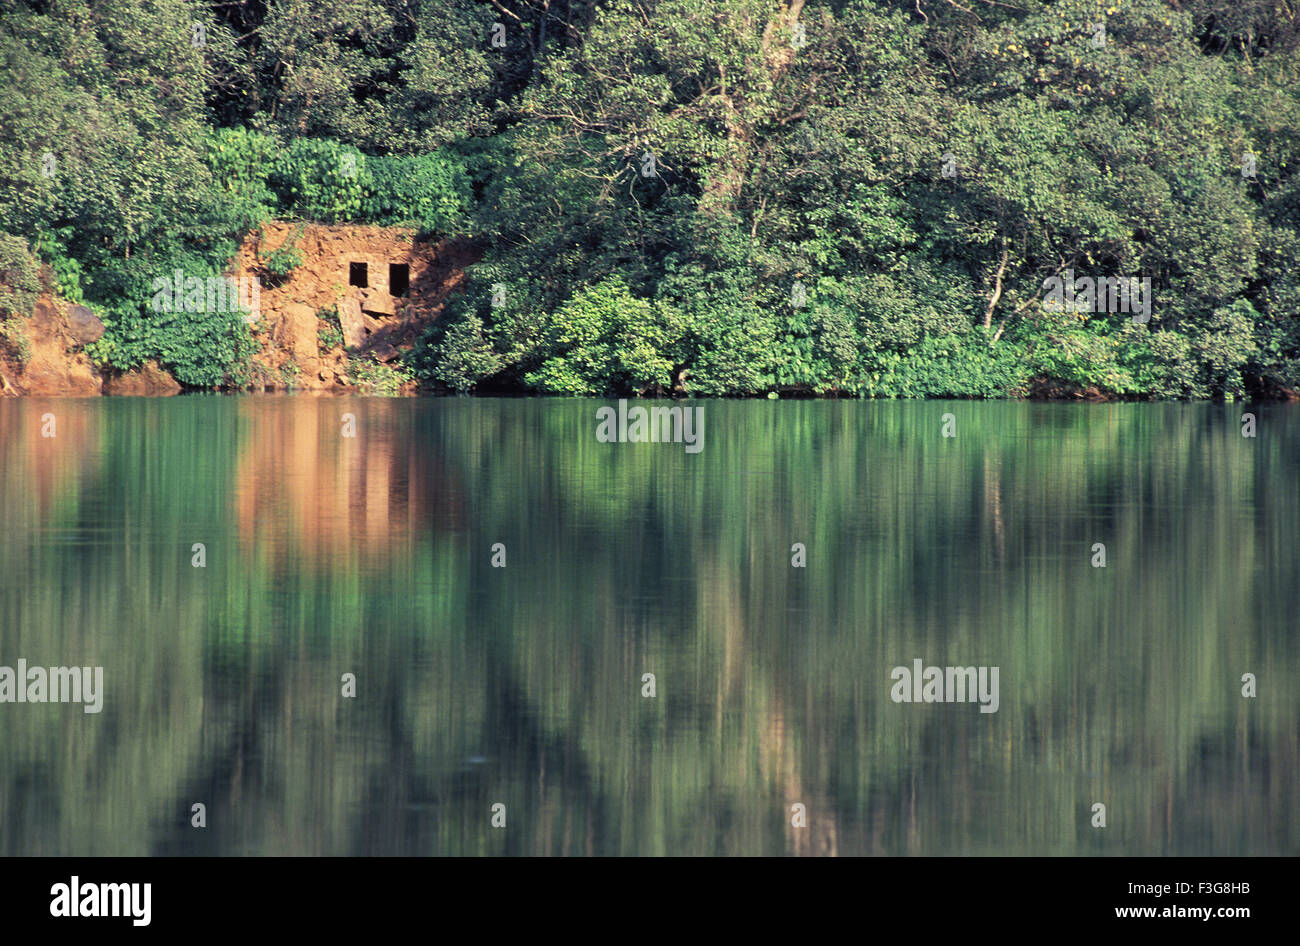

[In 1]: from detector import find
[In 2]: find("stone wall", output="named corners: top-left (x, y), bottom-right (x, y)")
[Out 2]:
top-left (231, 222), bottom-right (476, 392)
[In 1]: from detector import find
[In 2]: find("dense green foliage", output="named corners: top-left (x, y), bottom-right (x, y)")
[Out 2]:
top-left (270, 138), bottom-right (371, 224)
top-left (364, 153), bottom-right (473, 231)
top-left (0, 234), bottom-right (40, 364)
top-left (0, 234), bottom-right (40, 321)
top-left (2, 0), bottom-right (1300, 396)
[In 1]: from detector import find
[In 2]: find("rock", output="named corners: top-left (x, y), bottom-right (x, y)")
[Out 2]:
top-left (65, 305), bottom-right (105, 345)
top-left (19, 353), bottom-right (102, 396)
top-left (371, 342), bottom-right (399, 363)
top-left (278, 303), bottom-right (319, 367)
top-left (361, 290), bottom-right (396, 317)
top-left (338, 297), bottom-right (367, 349)
top-left (104, 361), bottom-right (181, 396)
top-left (29, 298), bottom-right (61, 336)
top-left (5, 303), bottom-right (103, 395)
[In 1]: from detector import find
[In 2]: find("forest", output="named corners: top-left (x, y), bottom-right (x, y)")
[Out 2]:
top-left (2, 0), bottom-right (1300, 398)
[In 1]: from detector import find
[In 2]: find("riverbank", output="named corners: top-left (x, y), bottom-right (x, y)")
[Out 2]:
top-left (2, 255), bottom-right (1296, 402)
top-left (5, 298), bottom-right (1298, 401)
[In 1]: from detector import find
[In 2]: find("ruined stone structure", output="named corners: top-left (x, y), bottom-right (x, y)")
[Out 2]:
top-left (1, 222), bottom-right (476, 396)
top-left (232, 222), bottom-right (476, 391)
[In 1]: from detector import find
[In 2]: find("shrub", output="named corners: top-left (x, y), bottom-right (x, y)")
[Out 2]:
top-left (1192, 300), bottom-right (1260, 398)
top-left (263, 244), bottom-right (303, 278)
top-left (348, 358), bottom-right (413, 396)
top-left (206, 128), bottom-right (278, 231)
top-left (409, 312), bottom-right (502, 391)
top-left (0, 232), bottom-right (42, 319)
top-left (82, 248), bottom-right (257, 389)
top-left (1015, 311), bottom-right (1142, 395)
top-left (524, 277), bottom-right (677, 395)
top-left (33, 231), bottom-right (85, 304)
top-left (363, 151), bottom-right (471, 232)
top-left (318, 306), bottom-right (344, 350)
top-left (653, 260), bottom-right (777, 395)
top-left (863, 331), bottom-right (1035, 399)
top-left (270, 139), bottom-right (370, 223)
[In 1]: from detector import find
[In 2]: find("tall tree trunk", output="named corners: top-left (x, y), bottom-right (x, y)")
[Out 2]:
top-left (983, 240), bottom-right (1009, 330)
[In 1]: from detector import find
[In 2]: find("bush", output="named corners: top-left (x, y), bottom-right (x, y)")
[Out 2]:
top-left (32, 230), bottom-right (85, 304)
top-left (206, 128), bottom-right (278, 231)
top-left (83, 248), bottom-right (257, 389)
top-left (1015, 311), bottom-right (1142, 395)
top-left (270, 139), bottom-right (370, 223)
top-left (263, 244), bottom-right (302, 278)
top-left (1192, 300), bottom-right (1260, 398)
top-left (318, 306), bottom-right (344, 350)
top-left (0, 232), bottom-right (42, 319)
top-left (524, 277), bottom-right (677, 395)
top-left (653, 260), bottom-right (777, 395)
top-left (348, 358), bottom-right (414, 396)
top-left (410, 312), bottom-right (503, 392)
top-left (261, 227), bottom-right (305, 281)
top-left (863, 331), bottom-right (1035, 398)
top-left (363, 152), bottom-right (471, 232)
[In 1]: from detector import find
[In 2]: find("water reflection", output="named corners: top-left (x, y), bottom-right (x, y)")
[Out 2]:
top-left (232, 399), bottom-right (467, 567)
top-left (0, 397), bottom-right (1296, 855)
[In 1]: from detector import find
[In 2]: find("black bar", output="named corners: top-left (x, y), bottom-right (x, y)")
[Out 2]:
top-left (0, 856), bottom-right (1280, 934)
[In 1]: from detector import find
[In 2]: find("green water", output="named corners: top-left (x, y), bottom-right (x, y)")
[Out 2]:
top-left (0, 397), bottom-right (1296, 855)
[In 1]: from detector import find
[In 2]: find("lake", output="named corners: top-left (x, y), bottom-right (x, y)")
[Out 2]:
top-left (0, 397), bottom-right (1296, 855)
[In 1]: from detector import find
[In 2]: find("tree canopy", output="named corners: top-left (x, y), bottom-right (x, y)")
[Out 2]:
top-left (2, 0), bottom-right (1299, 396)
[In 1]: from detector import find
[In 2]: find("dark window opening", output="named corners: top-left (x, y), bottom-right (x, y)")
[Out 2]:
top-left (349, 262), bottom-right (368, 288)
top-left (389, 263), bottom-right (410, 296)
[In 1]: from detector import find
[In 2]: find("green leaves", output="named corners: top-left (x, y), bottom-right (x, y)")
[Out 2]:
top-left (0, 234), bottom-right (41, 320)
top-left (269, 139), bottom-right (370, 223)
top-left (525, 277), bottom-right (677, 396)
top-left (363, 152), bottom-right (471, 233)
top-left (417, 313), bottom-right (504, 393)
top-left (4, 0), bottom-right (1300, 397)
top-left (263, 243), bottom-right (304, 279)
top-left (206, 128), bottom-right (279, 231)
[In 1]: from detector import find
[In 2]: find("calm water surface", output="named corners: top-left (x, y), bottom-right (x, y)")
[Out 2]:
top-left (0, 397), bottom-right (1296, 855)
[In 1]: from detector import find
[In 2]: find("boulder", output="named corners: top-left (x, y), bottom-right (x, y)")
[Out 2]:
top-left (104, 361), bottom-right (181, 396)
top-left (277, 303), bottom-right (320, 367)
top-left (361, 290), bottom-right (396, 317)
top-left (371, 342), bottom-right (399, 363)
top-left (19, 352), bottom-right (102, 396)
top-left (65, 305), bottom-right (105, 345)
top-left (338, 297), bottom-right (367, 349)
